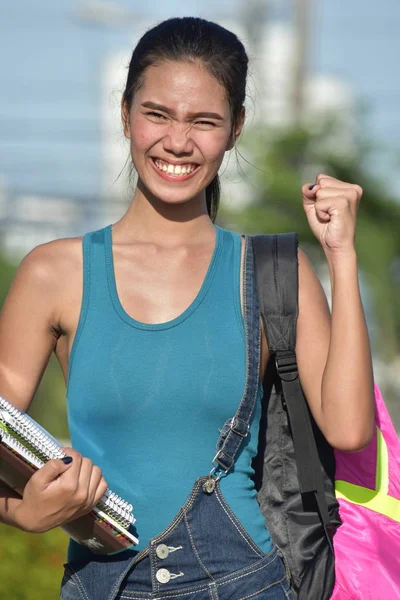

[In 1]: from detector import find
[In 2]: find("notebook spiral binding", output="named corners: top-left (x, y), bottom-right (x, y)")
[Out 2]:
top-left (0, 396), bottom-right (134, 529)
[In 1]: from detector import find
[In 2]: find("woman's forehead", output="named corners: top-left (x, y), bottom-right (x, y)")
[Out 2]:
top-left (136, 60), bottom-right (229, 114)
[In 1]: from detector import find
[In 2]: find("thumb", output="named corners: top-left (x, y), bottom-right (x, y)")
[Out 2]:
top-left (36, 456), bottom-right (74, 486)
top-left (302, 182), bottom-right (320, 204)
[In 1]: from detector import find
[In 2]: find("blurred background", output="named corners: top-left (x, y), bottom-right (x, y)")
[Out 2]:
top-left (0, 1), bottom-right (399, 598)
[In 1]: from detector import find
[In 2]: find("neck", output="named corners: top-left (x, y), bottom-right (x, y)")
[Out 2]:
top-left (113, 180), bottom-right (216, 246)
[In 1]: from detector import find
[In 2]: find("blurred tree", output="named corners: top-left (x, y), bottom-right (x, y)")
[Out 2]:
top-left (220, 117), bottom-right (400, 427)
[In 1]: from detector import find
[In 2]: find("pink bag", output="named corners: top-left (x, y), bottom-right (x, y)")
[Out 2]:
top-left (331, 384), bottom-right (400, 599)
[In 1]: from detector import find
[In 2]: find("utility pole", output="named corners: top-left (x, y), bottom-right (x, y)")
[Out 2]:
top-left (239, 0), bottom-right (269, 123)
top-left (291, 0), bottom-right (311, 125)
top-left (241, 0), bottom-right (269, 55)
top-left (239, 0), bottom-right (312, 127)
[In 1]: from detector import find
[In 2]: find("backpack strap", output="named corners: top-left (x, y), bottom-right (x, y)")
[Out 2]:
top-left (251, 233), bottom-right (333, 552)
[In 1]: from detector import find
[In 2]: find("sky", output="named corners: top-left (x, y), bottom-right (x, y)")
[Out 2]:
top-left (0, 0), bottom-right (399, 199)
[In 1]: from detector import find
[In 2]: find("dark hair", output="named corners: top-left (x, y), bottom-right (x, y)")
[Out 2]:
top-left (122, 17), bottom-right (248, 222)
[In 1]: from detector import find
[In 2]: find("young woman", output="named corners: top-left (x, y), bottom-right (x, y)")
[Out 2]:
top-left (0, 17), bottom-right (374, 600)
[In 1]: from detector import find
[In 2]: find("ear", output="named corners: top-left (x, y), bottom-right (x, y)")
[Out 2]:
top-left (227, 106), bottom-right (245, 151)
top-left (121, 100), bottom-right (131, 139)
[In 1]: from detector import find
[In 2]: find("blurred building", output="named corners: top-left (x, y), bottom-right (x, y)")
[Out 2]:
top-left (0, 186), bottom-right (131, 259)
top-left (0, 190), bottom-right (81, 259)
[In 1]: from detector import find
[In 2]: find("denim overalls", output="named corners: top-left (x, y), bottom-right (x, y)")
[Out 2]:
top-left (60, 238), bottom-right (293, 600)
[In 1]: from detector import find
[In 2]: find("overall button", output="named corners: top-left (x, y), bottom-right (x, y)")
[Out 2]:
top-left (156, 544), bottom-right (169, 559)
top-left (156, 568), bottom-right (171, 584)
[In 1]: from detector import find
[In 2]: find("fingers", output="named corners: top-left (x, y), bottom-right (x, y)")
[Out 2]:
top-left (312, 198), bottom-right (350, 223)
top-left (307, 188), bottom-right (359, 213)
top-left (314, 173), bottom-right (361, 191)
top-left (78, 460), bottom-right (105, 513)
top-left (35, 449), bottom-right (76, 486)
top-left (58, 449), bottom-right (108, 515)
top-left (92, 473), bottom-right (109, 507)
top-left (71, 455), bottom-right (94, 511)
top-left (303, 174), bottom-right (363, 201)
top-left (86, 466), bottom-right (103, 507)
top-left (57, 448), bottom-right (83, 492)
top-left (19, 447), bottom-right (109, 531)
top-left (314, 174), bottom-right (348, 188)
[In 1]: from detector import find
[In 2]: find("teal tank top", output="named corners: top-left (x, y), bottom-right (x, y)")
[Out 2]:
top-left (66, 224), bottom-right (272, 560)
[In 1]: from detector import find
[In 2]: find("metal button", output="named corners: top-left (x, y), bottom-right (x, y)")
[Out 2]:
top-left (202, 477), bottom-right (216, 494)
top-left (156, 544), bottom-right (169, 559)
top-left (156, 568), bottom-right (171, 584)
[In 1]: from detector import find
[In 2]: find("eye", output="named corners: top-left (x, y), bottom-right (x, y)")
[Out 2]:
top-left (194, 120), bottom-right (217, 129)
top-left (146, 111), bottom-right (167, 121)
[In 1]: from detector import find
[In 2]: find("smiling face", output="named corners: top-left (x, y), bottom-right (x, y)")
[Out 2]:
top-left (122, 60), bottom-right (242, 208)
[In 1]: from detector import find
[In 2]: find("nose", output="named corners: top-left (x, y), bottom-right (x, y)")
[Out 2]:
top-left (162, 122), bottom-right (193, 156)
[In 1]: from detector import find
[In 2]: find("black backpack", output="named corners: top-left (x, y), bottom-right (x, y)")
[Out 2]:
top-left (251, 233), bottom-right (341, 600)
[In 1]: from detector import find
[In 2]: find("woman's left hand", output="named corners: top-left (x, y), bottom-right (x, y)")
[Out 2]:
top-left (302, 174), bottom-right (363, 256)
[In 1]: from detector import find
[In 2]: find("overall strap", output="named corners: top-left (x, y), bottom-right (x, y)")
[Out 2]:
top-left (252, 233), bottom-right (333, 551)
top-left (212, 236), bottom-right (261, 475)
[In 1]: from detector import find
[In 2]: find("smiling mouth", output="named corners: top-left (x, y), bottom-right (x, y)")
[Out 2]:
top-left (152, 158), bottom-right (199, 177)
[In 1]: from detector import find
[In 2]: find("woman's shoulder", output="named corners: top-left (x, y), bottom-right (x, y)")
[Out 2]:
top-left (17, 235), bottom-right (84, 293)
top-left (21, 234), bottom-right (83, 267)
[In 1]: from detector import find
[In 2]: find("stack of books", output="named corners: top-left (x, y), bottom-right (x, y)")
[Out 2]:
top-left (0, 396), bottom-right (138, 554)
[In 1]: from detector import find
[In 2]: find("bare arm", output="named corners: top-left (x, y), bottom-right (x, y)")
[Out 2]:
top-left (0, 245), bottom-right (61, 525)
top-left (0, 483), bottom-right (23, 527)
top-left (296, 251), bottom-right (374, 451)
top-left (0, 245), bottom-right (61, 410)
top-left (0, 241), bottom-right (107, 530)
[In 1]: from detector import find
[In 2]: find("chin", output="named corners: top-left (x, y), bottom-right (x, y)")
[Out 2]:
top-left (139, 177), bottom-right (206, 209)
top-left (153, 188), bottom-right (200, 207)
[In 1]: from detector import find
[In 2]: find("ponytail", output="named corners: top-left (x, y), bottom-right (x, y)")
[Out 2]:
top-left (206, 175), bottom-right (220, 223)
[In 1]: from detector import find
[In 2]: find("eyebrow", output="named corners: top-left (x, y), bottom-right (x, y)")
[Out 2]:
top-left (141, 101), bottom-right (224, 121)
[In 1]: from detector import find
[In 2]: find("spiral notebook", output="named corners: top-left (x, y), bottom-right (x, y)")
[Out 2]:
top-left (0, 396), bottom-right (138, 554)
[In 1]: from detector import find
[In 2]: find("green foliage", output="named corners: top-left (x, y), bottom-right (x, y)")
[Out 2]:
top-left (0, 524), bottom-right (68, 600)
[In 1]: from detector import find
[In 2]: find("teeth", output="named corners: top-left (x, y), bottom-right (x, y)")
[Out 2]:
top-left (154, 159), bottom-right (196, 176)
